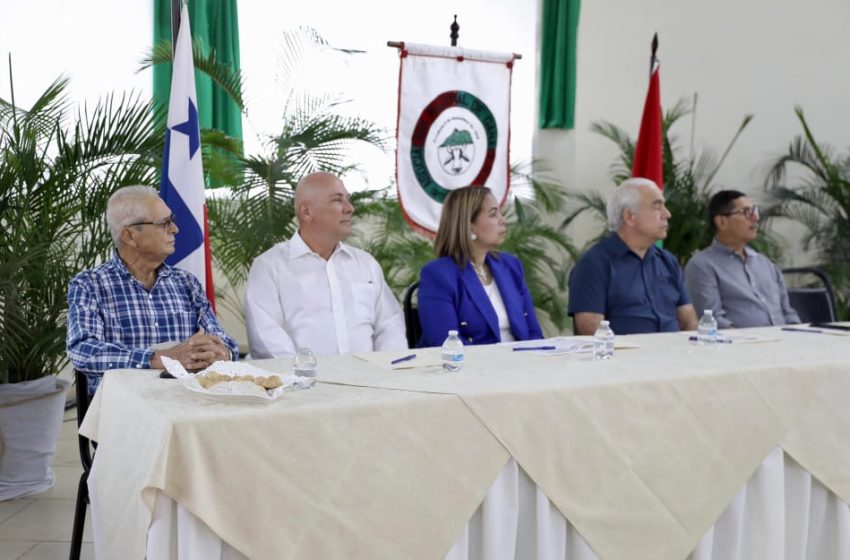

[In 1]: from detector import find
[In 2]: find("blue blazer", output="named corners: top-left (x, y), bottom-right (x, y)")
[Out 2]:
top-left (418, 253), bottom-right (543, 347)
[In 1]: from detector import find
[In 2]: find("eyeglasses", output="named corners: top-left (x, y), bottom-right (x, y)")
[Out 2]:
top-left (127, 214), bottom-right (177, 230)
top-left (722, 205), bottom-right (760, 219)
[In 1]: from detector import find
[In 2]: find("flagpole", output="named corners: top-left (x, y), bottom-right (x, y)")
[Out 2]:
top-left (171, 0), bottom-right (181, 55)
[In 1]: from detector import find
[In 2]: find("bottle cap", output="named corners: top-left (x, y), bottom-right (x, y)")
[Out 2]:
top-left (599, 320), bottom-right (609, 327)
top-left (703, 310), bottom-right (713, 316)
top-left (448, 330), bottom-right (458, 336)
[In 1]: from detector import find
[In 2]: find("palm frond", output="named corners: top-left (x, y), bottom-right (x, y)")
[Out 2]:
top-left (699, 113), bottom-right (753, 189)
top-left (139, 39), bottom-right (245, 110)
top-left (510, 159), bottom-right (566, 214)
top-left (1, 73), bottom-right (161, 383)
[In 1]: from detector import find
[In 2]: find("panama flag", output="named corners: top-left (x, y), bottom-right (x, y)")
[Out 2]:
top-left (160, 4), bottom-right (216, 309)
top-left (631, 33), bottom-right (663, 190)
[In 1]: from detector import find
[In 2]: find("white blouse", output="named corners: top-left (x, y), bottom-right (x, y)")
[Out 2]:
top-left (483, 280), bottom-right (516, 342)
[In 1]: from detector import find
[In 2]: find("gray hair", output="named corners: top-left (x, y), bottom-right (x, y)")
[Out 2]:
top-left (106, 185), bottom-right (161, 245)
top-left (606, 178), bottom-right (659, 232)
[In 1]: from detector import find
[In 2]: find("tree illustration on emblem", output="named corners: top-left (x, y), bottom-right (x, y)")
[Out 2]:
top-left (440, 129), bottom-right (475, 174)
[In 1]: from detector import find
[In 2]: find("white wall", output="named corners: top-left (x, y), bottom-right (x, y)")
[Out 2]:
top-left (539, 0), bottom-right (850, 262)
top-left (0, 1), bottom-right (537, 191)
top-left (0, 0), bottom-right (152, 109)
top-left (237, 0), bottom-right (538, 192)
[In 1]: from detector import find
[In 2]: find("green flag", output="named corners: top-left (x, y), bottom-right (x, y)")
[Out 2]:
top-left (539, 0), bottom-right (581, 130)
top-left (153, 0), bottom-right (242, 142)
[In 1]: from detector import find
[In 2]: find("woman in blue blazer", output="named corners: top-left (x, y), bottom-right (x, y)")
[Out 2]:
top-left (418, 186), bottom-right (543, 347)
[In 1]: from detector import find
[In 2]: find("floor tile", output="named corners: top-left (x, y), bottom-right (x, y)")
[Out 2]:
top-left (0, 541), bottom-right (38, 560)
top-left (58, 418), bottom-right (79, 443)
top-left (51, 434), bottom-right (80, 468)
top-left (37, 466), bottom-right (83, 501)
top-left (63, 407), bottom-right (76, 424)
top-left (19, 541), bottom-right (94, 560)
top-left (0, 499), bottom-right (92, 542)
top-left (0, 499), bottom-right (33, 525)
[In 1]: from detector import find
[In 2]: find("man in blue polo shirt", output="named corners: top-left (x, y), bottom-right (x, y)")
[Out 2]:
top-left (569, 178), bottom-right (698, 335)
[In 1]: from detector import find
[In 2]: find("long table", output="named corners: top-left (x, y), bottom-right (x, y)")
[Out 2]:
top-left (80, 327), bottom-right (850, 559)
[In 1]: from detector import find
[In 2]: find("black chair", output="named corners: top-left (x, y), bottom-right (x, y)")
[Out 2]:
top-left (70, 370), bottom-right (94, 560)
top-left (782, 267), bottom-right (838, 323)
top-left (403, 281), bottom-right (422, 348)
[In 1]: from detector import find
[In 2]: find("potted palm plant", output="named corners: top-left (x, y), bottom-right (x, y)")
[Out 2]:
top-left (765, 106), bottom-right (850, 318)
top-left (0, 74), bottom-right (160, 500)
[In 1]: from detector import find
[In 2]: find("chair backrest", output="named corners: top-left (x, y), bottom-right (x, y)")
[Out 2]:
top-left (74, 370), bottom-right (94, 472)
top-left (403, 281), bottom-right (421, 348)
top-left (782, 267), bottom-right (838, 323)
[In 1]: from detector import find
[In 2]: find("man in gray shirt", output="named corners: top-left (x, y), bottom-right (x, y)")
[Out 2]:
top-left (684, 190), bottom-right (800, 328)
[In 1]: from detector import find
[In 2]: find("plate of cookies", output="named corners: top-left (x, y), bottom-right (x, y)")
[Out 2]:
top-left (160, 357), bottom-right (313, 402)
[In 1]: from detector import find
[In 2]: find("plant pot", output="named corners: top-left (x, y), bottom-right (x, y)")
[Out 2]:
top-left (0, 375), bottom-right (71, 501)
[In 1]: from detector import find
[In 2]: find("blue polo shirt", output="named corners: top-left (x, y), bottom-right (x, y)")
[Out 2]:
top-left (568, 234), bottom-right (690, 334)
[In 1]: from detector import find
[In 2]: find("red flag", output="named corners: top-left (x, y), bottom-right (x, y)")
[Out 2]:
top-left (631, 35), bottom-right (663, 190)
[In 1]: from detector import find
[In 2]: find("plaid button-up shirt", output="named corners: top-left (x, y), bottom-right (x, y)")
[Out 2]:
top-left (67, 252), bottom-right (239, 394)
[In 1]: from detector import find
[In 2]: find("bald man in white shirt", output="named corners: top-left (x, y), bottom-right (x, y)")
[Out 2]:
top-left (244, 172), bottom-right (408, 358)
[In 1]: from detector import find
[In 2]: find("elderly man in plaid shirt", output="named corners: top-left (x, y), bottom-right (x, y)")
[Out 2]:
top-left (67, 185), bottom-right (239, 395)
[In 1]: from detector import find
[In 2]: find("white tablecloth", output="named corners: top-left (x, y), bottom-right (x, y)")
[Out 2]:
top-left (81, 327), bottom-right (850, 560)
top-left (127, 447), bottom-right (850, 559)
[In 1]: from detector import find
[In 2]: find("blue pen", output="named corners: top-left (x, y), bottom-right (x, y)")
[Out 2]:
top-left (512, 346), bottom-right (557, 351)
top-left (781, 327), bottom-right (823, 334)
top-left (390, 353), bottom-right (417, 365)
top-left (688, 336), bottom-right (732, 343)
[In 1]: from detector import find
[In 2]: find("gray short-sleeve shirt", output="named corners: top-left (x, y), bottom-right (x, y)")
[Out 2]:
top-left (684, 239), bottom-right (800, 328)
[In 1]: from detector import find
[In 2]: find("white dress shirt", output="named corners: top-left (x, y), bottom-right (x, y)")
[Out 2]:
top-left (244, 232), bottom-right (408, 358)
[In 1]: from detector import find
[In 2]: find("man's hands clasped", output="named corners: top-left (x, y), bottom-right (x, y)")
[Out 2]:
top-left (150, 329), bottom-right (232, 371)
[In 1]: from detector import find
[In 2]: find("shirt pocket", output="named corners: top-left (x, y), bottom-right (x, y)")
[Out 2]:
top-left (653, 262), bottom-right (681, 309)
top-left (350, 281), bottom-right (378, 324)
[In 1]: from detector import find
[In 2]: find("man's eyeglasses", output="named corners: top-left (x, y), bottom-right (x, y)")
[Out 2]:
top-left (127, 214), bottom-right (177, 230)
top-left (722, 205), bottom-right (760, 219)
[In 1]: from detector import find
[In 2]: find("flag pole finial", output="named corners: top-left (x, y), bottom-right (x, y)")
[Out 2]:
top-left (450, 15), bottom-right (460, 47)
top-left (649, 33), bottom-right (659, 79)
top-left (170, 0), bottom-right (181, 55)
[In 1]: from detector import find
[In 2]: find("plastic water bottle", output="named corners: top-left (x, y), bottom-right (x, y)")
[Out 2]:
top-left (441, 330), bottom-right (464, 372)
top-left (293, 347), bottom-right (318, 377)
top-left (593, 320), bottom-right (615, 360)
top-left (697, 310), bottom-right (718, 345)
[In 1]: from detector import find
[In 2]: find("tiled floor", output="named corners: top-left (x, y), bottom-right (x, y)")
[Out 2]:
top-left (1, 390), bottom-right (95, 560)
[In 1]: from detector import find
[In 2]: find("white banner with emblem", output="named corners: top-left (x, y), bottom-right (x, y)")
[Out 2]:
top-left (394, 42), bottom-right (515, 236)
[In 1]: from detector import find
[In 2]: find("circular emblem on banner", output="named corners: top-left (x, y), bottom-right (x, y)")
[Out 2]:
top-left (410, 91), bottom-right (498, 203)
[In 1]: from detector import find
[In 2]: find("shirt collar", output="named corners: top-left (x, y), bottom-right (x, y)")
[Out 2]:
top-left (289, 230), bottom-right (353, 260)
top-left (109, 250), bottom-right (171, 279)
top-left (604, 233), bottom-right (659, 260)
top-left (709, 238), bottom-right (754, 260)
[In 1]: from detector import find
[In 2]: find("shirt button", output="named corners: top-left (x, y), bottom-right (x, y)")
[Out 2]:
top-left (136, 364), bottom-right (143, 368)
top-left (154, 322), bottom-right (158, 327)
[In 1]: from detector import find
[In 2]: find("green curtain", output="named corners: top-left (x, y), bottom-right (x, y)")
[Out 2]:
top-left (153, 0), bottom-right (242, 142)
top-left (538, 0), bottom-right (581, 130)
